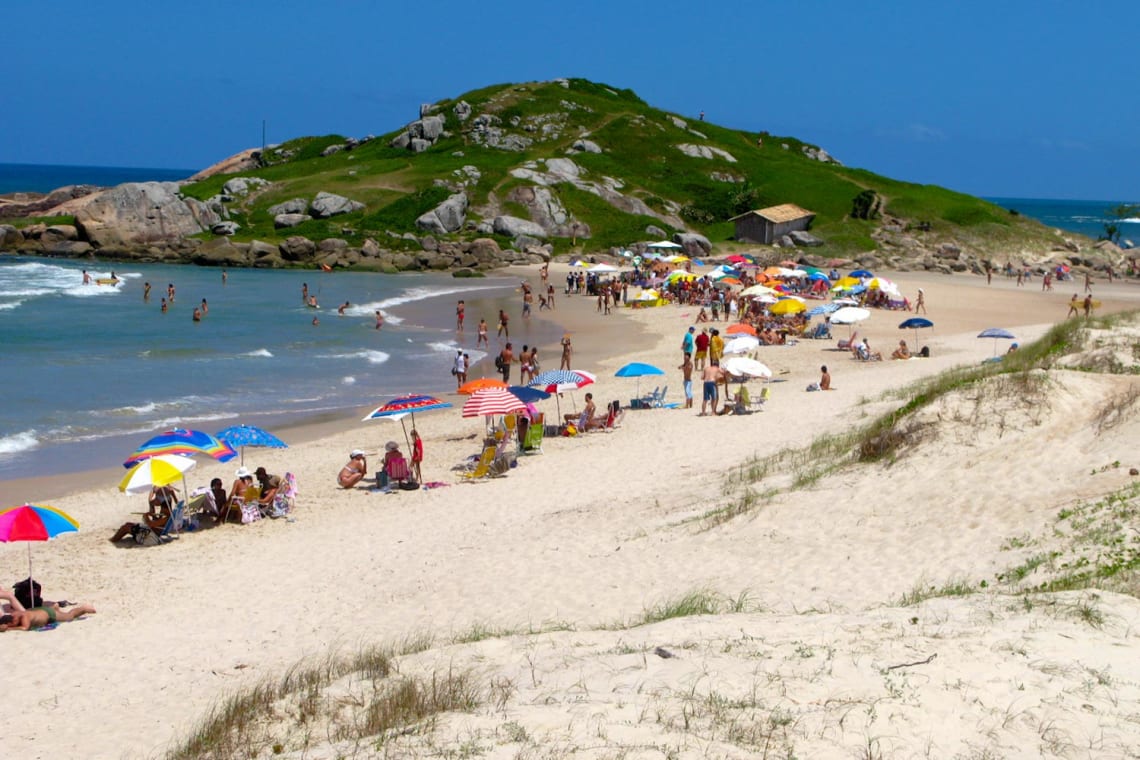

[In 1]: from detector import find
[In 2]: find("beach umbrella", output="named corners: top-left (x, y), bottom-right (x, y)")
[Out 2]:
top-left (770, 298), bottom-right (806, 316)
top-left (807, 271), bottom-right (830, 282)
top-left (830, 306), bottom-right (871, 325)
top-left (648, 240), bottom-right (683, 250)
top-left (614, 362), bottom-right (664, 397)
top-left (119, 454), bottom-right (197, 505)
top-left (530, 370), bottom-right (596, 418)
top-left (457, 377), bottom-right (508, 395)
top-left (722, 356), bottom-right (772, 380)
top-left (0, 504), bottom-right (79, 604)
top-left (725, 254), bottom-right (749, 264)
top-left (978, 327), bottom-right (1016, 356)
top-left (635, 288), bottom-right (661, 303)
top-left (849, 269), bottom-right (874, 279)
top-left (899, 317), bottom-right (935, 350)
top-left (723, 335), bottom-right (760, 355)
top-left (462, 388), bottom-right (527, 418)
top-left (725, 323), bottom-right (758, 336)
top-left (124, 428), bottom-right (236, 469)
top-left (507, 385), bottom-right (551, 404)
top-left (831, 276), bottom-right (860, 292)
top-left (590, 263), bottom-right (619, 273)
top-left (741, 284), bottom-right (781, 298)
top-left (363, 394), bottom-right (452, 450)
top-left (806, 302), bottom-right (841, 317)
top-left (215, 424), bottom-right (288, 466)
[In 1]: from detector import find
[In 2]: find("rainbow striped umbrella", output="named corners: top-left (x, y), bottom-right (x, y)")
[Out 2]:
top-left (123, 428), bottom-right (237, 468)
top-left (0, 504), bottom-right (80, 599)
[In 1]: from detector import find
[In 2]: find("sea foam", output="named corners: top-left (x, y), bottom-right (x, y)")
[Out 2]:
top-left (0, 430), bottom-right (39, 456)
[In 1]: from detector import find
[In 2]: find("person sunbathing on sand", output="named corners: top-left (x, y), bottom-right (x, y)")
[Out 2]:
top-left (0, 604), bottom-right (96, 631)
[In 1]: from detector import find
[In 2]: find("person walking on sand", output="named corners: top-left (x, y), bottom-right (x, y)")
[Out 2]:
top-left (456, 300), bottom-right (465, 330)
top-left (1067, 294), bottom-right (1080, 318)
top-left (547, 283), bottom-right (555, 310)
top-left (914, 288), bottom-right (926, 314)
top-left (477, 318), bottom-right (489, 348)
top-left (497, 343), bottom-right (514, 383)
top-left (1084, 271), bottom-right (1093, 293)
top-left (679, 354), bottom-right (694, 408)
top-left (497, 309), bottom-right (510, 339)
top-left (560, 334), bottom-right (573, 370)
top-left (1083, 294), bottom-right (1093, 317)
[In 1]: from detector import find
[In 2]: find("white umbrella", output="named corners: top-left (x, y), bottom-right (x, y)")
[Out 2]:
top-left (648, 240), bottom-right (683, 250)
top-left (740, 284), bottom-right (781, 297)
top-left (590, 263), bottom-right (619, 273)
top-left (830, 306), bottom-right (871, 325)
top-left (636, 289), bottom-right (660, 302)
top-left (723, 335), bottom-right (761, 354)
top-left (722, 357), bottom-right (772, 379)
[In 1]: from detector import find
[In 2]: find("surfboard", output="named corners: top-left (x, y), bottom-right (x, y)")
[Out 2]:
top-left (95, 278), bottom-right (119, 285)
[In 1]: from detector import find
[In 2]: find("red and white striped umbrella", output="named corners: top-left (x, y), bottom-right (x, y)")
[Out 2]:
top-left (461, 388), bottom-right (528, 418)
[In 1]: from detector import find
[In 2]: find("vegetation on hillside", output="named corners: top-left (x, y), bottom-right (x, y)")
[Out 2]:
top-left (179, 78), bottom-right (1063, 257)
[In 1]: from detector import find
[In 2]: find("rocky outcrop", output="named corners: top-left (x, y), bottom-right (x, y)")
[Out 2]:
top-left (274, 214), bottom-right (312, 228)
top-left (268, 198), bottom-right (308, 215)
top-left (415, 193), bottom-right (468, 234)
top-left (0, 185), bottom-right (103, 219)
top-left (73, 182), bottom-right (219, 248)
top-left (222, 177), bottom-right (270, 197)
top-left (789, 230), bottom-right (824, 247)
top-left (569, 139), bottom-right (602, 154)
top-left (675, 232), bottom-right (711, 255)
top-left (187, 148), bottom-right (261, 182)
top-left (675, 144), bottom-right (737, 162)
top-left (309, 192), bottom-right (364, 218)
top-left (391, 110), bottom-right (446, 153)
top-left (493, 215), bottom-right (547, 240)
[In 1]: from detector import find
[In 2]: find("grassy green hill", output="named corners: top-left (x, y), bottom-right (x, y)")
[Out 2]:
top-left (179, 78), bottom-right (1059, 258)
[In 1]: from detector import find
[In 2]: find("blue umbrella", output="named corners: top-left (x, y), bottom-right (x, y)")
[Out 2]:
top-left (806, 302), bottom-right (841, 317)
top-left (850, 269), bottom-right (874, 279)
top-left (508, 385), bottom-right (551, 404)
top-left (215, 424), bottom-right (289, 466)
top-left (977, 327), bottom-right (1016, 356)
top-left (615, 362), bottom-right (665, 397)
top-left (898, 317), bottom-right (935, 350)
top-left (807, 271), bottom-right (830, 282)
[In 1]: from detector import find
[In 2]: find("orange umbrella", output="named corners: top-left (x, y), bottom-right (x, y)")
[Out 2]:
top-left (457, 378), bottom-right (507, 395)
top-left (725, 323), bottom-right (758, 336)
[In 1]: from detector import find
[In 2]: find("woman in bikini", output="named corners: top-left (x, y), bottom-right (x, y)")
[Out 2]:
top-left (338, 450), bottom-right (368, 488)
top-left (0, 603), bottom-right (96, 631)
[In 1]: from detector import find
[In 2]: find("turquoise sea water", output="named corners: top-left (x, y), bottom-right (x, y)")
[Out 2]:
top-left (986, 197), bottom-right (1140, 244)
top-left (0, 162), bottom-right (194, 193)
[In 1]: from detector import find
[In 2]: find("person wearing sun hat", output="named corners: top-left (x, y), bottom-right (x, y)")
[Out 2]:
top-left (338, 449), bottom-right (368, 489)
top-left (227, 466), bottom-right (254, 511)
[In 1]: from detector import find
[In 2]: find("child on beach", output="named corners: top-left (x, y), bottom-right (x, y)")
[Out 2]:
top-left (0, 604), bottom-right (96, 631)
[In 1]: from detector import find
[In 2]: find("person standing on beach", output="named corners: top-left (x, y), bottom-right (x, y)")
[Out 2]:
top-left (546, 283), bottom-right (556, 310)
top-left (914, 288), bottom-right (926, 314)
top-left (1067, 294), bottom-right (1079, 318)
top-left (477, 318), bottom-right (488, 348)
top-left (453, 350), bottom-right (466, 389)
top-left (519, 345), bottom-right (533, 385)
top-left (523, 288), bottom-right (533, 319)
top-left (709, 329), bottom-right (724, 366)
top-left (411, 429), bottom-right (424, 484)
top-left (1084, 271), bottom-right (1093, 293)
top-left (694, 328), bottom-right (710, 370)
top-left (560, 334), bottom-right (572, 370)
top-left (143, 282), bottom-right (151, 302)
top-left (699, 360), bottom-right (723, 416)
top-left (456, 300), bottom-right (465, 330)
top-left (497, 310), bottom-right (510, 339)
top-left (679, 354), bottom-right (694, 408)
top-left (682, 326), bottom-right (695, 363)
top-left (498, 343), bottom-right (514, 383)
top-left (1083, 294), bottom-right (1093, 317)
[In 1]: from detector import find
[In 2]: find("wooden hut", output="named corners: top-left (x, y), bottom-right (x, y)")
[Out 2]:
top-left (731, 204), bottom-right (815, 244)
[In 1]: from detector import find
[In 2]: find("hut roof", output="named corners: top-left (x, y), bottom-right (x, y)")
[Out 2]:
top-left (730, 203), bottom-right (815, 223)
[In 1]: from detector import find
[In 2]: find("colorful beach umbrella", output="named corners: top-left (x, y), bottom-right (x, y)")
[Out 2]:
top-left (457, 377), bottom-right (508, 395)
top-left (119, 454), bottom-right (197, 496)
top-left (0, 504), bottom-right (79, 602)
top-left (363, 394), bottom-right (452, 450)
top-left (215, 424), bottom-right (288, 466)
top-left (462, 388), bottom-right (528, 418)
top-left (124, 428), bottom-right (236, 469)
top-left (770, 298), bottom-right (806, 316)
top-left (849, 269), bottom-right (874, 279)
top-left (725, 323), bottom-right (758, 336)
top-left (530, 370), bottom-right (595, 394)
top-left (507, 385), bottom-right (551, 404)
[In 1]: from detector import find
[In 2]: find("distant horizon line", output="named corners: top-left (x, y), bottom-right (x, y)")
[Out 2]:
top-left (0, 160), bottom-right (1132, 205)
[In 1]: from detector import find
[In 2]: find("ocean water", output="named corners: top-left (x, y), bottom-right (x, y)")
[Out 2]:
top-left (986, 197), bottom-right (1140, 244)
top-left (0, 257), bottom-right (560, 480)
top-left (0, 162), bottom-right (194, 194)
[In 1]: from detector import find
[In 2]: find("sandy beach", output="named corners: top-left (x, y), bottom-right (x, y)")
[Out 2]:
top-left (4, 264), bottom-right (1140, 758)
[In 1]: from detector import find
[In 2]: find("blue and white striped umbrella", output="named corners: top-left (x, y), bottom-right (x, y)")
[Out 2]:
top-left (529, 370), bottom-right (595, 394)
top-left (806, 302), bottom-right (841, 317)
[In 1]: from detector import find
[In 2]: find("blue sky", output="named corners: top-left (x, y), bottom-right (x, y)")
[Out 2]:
top-left (3, 0), bottom-right (1136, 201)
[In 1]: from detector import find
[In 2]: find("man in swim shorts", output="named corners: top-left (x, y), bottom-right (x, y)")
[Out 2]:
top-left (0, 603), bottom-right (96, 631)
top-left (700, 360), bottom-right (723, 416)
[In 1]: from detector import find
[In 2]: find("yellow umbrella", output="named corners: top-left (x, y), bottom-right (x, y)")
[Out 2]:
top-left (831, 276), bottom-right (860, 291)
top-left (770, 299), bottom-right (806, 315)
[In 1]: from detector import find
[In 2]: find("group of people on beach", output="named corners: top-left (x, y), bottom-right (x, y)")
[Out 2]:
top-left (337, 435), bottom-right (422, 491)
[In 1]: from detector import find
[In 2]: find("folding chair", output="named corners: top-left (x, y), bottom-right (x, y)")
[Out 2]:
top-left (521, 413), bottom-right (545, 454)
top-left (386, 455), bottom-right (411, 488)
top-left (461, 446), bottom-right (499, 480)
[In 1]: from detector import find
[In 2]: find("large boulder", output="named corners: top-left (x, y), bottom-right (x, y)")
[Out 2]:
top-left (221, 177), bottom-right (269, 196)
top-left (676, 232), bottom-right (711, 255)
top-left (279, 235), bottom-right (316, 261)
top-left (492, 215), bottom-right (547, 239)
top-left (193, 237), bottom-right (250, 267)
top-left (0, 224), bottom-right (24, 249)
top-left (788, 230), bottom-right (824, 247)
top-left (73, 182), bottom-right (219, 247)
top-left (44, 240), bottom-right (92, 256)
top-left (309, 192), bottom-right (364, 218)
top-left (415, 192), bottom-right (468, 234)
top-left (268, 198), bottom-right (308, 215)
top-left (274, 213), bottom-right (312, 228)
top-left (41, 225), bottom-right (78, 245)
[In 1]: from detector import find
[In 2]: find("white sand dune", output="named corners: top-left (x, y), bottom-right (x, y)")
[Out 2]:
top-left (2, 266), bottom-right (1140, 758)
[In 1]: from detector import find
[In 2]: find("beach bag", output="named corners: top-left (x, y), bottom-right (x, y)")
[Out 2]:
top-left (494, 354), bottom-right (505, 371)
top-left (268, 493), bottom-right (291, 519)
top-left (399, 479), bottom-right (419, 491)
top-left (241, 501), bottom-right (262, 524)
top-left (131, 525), bottom-right (160, 546)
top-left (13, 577), bottom-right (42, 608)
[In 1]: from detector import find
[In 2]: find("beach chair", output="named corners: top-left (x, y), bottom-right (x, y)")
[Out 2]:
top-left (461, 445), bottom-right (498, 480)
top-left (226, 485), bottom-right (262, 524)
top-left (837, 330), bottom-right (859, 351)
top-left (652, 385), bottom-right (668, 408)
top-left (154, 502), bottom-right (185, 543)
top-left (752, 385), bottom-right (771, 410)
top-left (503, 414), bottom-right (518, 442)
top-left (521, 413), bottom-right (544, 454)
top-left (386, 455), bottom-right (411, 488)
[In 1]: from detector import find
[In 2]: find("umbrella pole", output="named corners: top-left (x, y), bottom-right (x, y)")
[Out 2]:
top-left (27, 544), bottom-right (33, 606)
top-left (400, 417), bottom-right (411, 453)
